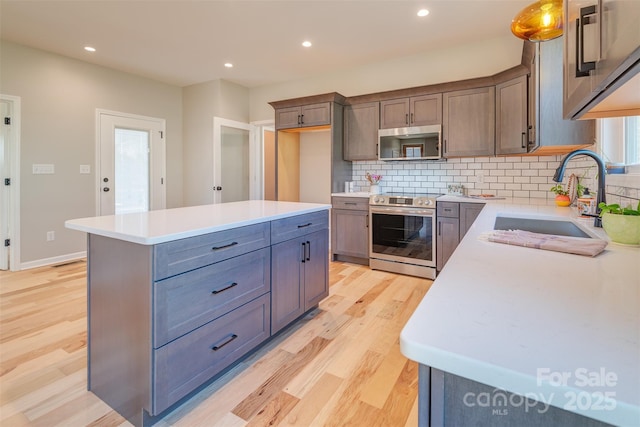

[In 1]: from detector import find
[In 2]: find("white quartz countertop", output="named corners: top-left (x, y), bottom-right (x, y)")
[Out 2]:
top-left (400, 199), bottom-right (640, 426)
top-left (331, 191), bottom-right (372, 198)
top-left (65, 200), bottom-right (330, 245)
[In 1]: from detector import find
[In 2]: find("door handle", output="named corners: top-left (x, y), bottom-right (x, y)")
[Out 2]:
top-left (521, 132), bottom-right (527, 149)
top-left (405, 113), bottom-right (409, 125)
top-left (301, 242), bottom-right (306, 263)
top-left (306, 241), bottom-right (311, 261)
top-left (576, 5), bottom-right (597, 77)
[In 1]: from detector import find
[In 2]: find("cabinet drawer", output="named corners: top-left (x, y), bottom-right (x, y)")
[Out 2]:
top-left (153, 294), bottom-right (270, 414)
top-left (332, 197), bottom-right (369, 211)
top-left (437, 202), bottom-right (459, 218)
top-left (271, 210), bottom-right (328, 244)
top-left (153, 222), bottom-right (270, 279)
top-left (153, 247), bottom-right (271, 347)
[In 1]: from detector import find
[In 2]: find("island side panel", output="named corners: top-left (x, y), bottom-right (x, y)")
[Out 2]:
top-left (87, 234), bottom-right (153, 426)
top-left (420, 366), bottom-right (615, 427)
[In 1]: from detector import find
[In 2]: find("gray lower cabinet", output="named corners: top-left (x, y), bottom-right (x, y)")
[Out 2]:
top-left (419, 365), bottom-right (613, 427)
top-left (436, 202), bottom-right (484, 271)
top-left (331, 196), bottom-right (369, 264)
top-left (87, 211), bottom-right (330, 427)
top-left (271, 227), bottom-right (329, 334)
top-left (153, 294), bottom-right (270, 414)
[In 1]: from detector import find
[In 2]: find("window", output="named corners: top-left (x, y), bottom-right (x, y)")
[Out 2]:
top-left (599, 115), bottom-right (640, 171)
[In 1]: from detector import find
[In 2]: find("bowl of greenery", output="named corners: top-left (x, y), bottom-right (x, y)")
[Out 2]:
top-left (599, 201), bottom-right (640, 246)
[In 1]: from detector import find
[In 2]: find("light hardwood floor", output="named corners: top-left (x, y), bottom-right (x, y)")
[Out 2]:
top-left (0, 259), bottom-right (432, 426)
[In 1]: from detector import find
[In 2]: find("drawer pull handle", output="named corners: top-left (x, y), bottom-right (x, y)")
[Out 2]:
top-left (344, 202), bottom-right (357, 206)
top-left (211, 334), bottom-right (238, 351)
top-left (211, 282), bottom-right (238, 294)
top-left (211, 241), bottom-right (238, 251)
top-left (297, 222), bottom-right (312, 228)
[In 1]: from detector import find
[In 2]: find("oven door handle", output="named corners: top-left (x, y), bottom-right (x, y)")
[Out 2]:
top-left (370, 206), bottom-right (435, 216)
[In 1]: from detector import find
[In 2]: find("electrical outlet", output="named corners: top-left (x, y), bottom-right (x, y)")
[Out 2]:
top-left (46, 231), bottom-right (55, 241)
top-left (80, 165), bottom-right (91, 174)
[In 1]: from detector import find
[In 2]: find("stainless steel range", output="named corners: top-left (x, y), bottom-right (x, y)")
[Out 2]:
top-left (369, 192), bottom-right (440, 279)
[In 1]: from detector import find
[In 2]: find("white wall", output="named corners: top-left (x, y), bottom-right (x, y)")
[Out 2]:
top-left (0, 41), bottom-right (183, 267)
top-left (182, 80), bottom-right (249, 206)
top-left (250, 35), bottom-right (525, 121)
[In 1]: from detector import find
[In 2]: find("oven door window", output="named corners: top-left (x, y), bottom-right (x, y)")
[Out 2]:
top-left (371, 212), bottom-right (434, 263)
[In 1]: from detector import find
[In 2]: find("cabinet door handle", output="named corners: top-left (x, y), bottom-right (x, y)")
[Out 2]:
top-left (366, 215), bottom-right (369, 228)
top-left (211, 282), bottom-right (238, 294)
top-left (297, 222), bottom-right (312, 229)
top-left (521, 132), bottom-right (527, 149)
top-left (576, 5), bottom-right (597, 77)
top-left (301, 242), bottom-right (306, 263)
top-left (410, 113), bottom-right (414, 124)
top-left (443, 139), bottom-right (447, 154)
top-left (405, 113), bottom-right (409, 125)
top-left (300, 114), bottom-right (304, 124)
top-left (306, 240), bottom-right (311, 261)
top-left (211, 334), bottom-right (238, 351)
top-left (211, 241), bottom-right (238, 251)
top-left (438, 221), bottom-right (442, 236)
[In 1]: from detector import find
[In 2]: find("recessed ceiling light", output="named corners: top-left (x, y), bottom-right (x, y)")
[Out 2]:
top-left (417, 9), bottom-right (430, 17)
top-left (84, 46), bottom-right (96, 52)
top-left (302, 41), bottom-right (312, 48)
top-left (224, 63), bottom-right (233, 68)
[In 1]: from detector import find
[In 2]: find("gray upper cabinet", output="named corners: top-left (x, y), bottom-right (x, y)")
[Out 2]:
top-left (529, 38), bottom-right (595, 152)
top-left (275, 102), bottom-right (332, 130)
top-left (443, 87), bottom-right (495, 158)
top-left (496, 75), bottom-right (528, 155)
top-left (563, 0), bottom-right (640, 119)
top-left (343, 102), bottom-right (380, 161)
top-left (380, 94), bottom-right (442, 129)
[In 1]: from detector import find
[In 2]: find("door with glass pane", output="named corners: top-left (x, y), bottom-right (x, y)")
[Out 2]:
top-left (213, 117), bottom-right (258, 204)
top-left (98, 111), bottom-right (165, 215)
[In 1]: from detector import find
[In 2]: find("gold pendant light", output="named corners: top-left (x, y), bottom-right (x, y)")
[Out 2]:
top-left (511, 0), bottom-right (563, 42)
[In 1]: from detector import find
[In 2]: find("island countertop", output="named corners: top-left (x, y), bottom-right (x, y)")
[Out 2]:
top-left (400, 198), bottom-right (639, 426)
top-left (65, 200), bottom-right (330, 245)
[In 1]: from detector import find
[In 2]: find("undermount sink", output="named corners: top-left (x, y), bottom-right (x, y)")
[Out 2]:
top-left (493, 216), bottom-right (592, 239)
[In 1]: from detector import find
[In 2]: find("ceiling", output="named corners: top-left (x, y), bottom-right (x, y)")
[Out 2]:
top-left (0, 0), bottom-right (531, 88)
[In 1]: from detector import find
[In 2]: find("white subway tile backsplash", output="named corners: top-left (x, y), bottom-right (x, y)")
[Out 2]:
top-left (351, 156), bottom-right (639, 203)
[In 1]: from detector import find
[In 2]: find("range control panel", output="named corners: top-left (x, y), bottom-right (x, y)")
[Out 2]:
top-left (369, 194), bottom-right (438, 207)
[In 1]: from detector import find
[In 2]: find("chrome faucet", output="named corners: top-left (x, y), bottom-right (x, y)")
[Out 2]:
top-left (553, 149), bottom-right (606, 227)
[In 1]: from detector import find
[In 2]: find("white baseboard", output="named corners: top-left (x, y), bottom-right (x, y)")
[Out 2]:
top-left (19, 251), bottom-right (87, 270)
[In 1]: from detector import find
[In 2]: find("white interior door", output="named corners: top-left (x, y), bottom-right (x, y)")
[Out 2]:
top-left (98, 111), bottom-right (165, 215)
top-left (213, 117), bottom-right (259, 204)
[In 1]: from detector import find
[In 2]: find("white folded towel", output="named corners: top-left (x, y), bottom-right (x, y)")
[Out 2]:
top-left (480, 229), bottom-right (608, 257)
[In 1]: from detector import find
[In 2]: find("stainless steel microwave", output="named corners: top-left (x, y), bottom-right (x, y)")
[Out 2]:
top-left (378, 124), bottom-right (441, 161)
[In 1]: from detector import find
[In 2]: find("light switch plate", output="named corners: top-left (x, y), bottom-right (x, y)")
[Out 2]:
top-left (32, 164), bottom-right (55, 174)
top-left (80, 165), bottom-right (91, 174)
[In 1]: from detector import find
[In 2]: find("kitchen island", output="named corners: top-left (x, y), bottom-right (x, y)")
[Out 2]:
top-left (400, 197), bottom-right (639, 427)
top-left (65, 200), bottom-right (330, 427)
